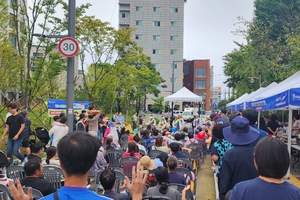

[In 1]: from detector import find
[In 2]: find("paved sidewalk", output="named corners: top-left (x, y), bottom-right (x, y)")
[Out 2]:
top-left (196, 155), bottom-right (216, 200)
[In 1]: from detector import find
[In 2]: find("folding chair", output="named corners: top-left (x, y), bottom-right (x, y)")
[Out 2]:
top-left (6, 165), bottom-right (26, 182)
top-left (43, 165), bottom-right (64, 189)
top-left (149, 150), bottom-right (164, 159)
top-left (23, 188), bottom-right (44, 199)
top-left (120, 157), bottom-right (139, 180)
top-left (0, 184), bottom-right (14, 200)
top-left (106, 149), bottom-right (123, 168)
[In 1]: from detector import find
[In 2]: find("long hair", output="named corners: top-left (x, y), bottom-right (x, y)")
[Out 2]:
top-left (45, 146), bottom-right (57, 165)
top-left (127, 142), bottom-right (139, 156)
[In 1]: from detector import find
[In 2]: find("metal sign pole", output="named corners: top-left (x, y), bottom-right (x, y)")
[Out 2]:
top-left (66, 0), bottom-right (76, 131)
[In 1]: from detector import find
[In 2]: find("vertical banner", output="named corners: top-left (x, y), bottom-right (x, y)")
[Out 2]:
top-left (47, 99), bottom-right (89, 117)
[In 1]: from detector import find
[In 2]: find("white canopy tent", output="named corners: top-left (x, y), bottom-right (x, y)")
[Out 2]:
top-left (164, 87), bottom-right (203, 102)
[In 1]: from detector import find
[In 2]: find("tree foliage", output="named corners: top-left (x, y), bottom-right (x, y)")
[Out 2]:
top-left (223, 0), bottom-right (300, 99)
top-left (76, 16), bottom-right (164, 115)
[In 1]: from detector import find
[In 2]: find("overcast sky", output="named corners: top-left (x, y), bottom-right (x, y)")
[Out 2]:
top-left (74, 0), bottom-right (255, 92)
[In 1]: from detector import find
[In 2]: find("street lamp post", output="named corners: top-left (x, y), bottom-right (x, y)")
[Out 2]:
top-left (248, 74), bottom-right (262, 88)
top-left (33, 0), bottom-right (76, 131)
top-left (171, 60), bottom-right (183, 123)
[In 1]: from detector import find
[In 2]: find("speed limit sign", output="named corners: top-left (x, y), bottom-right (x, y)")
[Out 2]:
top-left (58, 37), bottom-right (79, 57)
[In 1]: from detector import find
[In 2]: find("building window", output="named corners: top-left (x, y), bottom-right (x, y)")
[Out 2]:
top-left (196, 68), bottom-right (206, 77)
top-left (183, 65), bottom-right (190, 75)
top-left (153, 35), bottom-right (160, 40)
top-left (135, 35), bottom-right (143, 40)
top-left (154, 64), bottom-right (160, 69)
top-left (195, 81), bottom-right (206, 90)
top-left (170, 78), bottom-right (177, 83)
top-left (33, 52), bottom-right (43, 57)
top-left (136, 6), bottom-right (143, 11)
top-left (196, 92), bottom-right (205, 97)
top-left (171, 21), bottom-right (178, 27)
top-left (187, 82), bottom-right (190, 86)
top-left (136, 20), bottom-right (143, 26)
top-left (153, 7), bottom-right (160, 12)
top-left (171, 7), bottom-right (178, 13)
top-left (153, 21), bottom-right (160, 27)
top-left (170, 49), bottom-right (177, 55)
top-left (10, 35), bottom-right (17, 47)
top-left (121, 13), bottom-right (129, 18)
top-left (10, 0), bottom-right (17, 9)
top-left (170, 36), bottom-right (178, 41)
top-left (170, 64), bottom-right (178, 69)
top-left (153, 49), bottom-right (160, 54)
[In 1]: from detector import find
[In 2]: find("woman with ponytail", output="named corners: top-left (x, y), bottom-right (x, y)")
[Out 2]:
top-left (122, 142), bottom-right (142, 159)
top-left (42, 146), bottom-right (60, 166)
top-left (147, 166), bottom-right (190, 200)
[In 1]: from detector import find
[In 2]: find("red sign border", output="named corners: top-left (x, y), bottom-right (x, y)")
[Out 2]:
top-left (58, 37), bottom-right (79, 57)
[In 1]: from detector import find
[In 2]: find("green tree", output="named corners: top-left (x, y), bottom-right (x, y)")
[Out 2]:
top-left (151, 97), bottom-right (164, 113)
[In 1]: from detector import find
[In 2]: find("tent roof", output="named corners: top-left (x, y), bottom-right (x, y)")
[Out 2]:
top-left (252, 71), bottom-right (300, 101)
top-left (227, 93), bottom-right (249, 107)
top-left (164, 87), bottom-right (202, 102)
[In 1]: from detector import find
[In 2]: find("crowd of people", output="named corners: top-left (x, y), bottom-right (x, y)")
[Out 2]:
top-left (2, 102), bottom-right (300, 199)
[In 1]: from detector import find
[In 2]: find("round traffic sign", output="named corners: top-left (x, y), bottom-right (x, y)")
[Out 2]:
top-left (58, 37), bottom-right (79, 57)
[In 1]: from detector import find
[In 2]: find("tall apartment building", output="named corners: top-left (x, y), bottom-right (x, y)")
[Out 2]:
top-left (119, 0), bottom-right (186, 110)
top-left (183, 59), bottom-right (211, 111)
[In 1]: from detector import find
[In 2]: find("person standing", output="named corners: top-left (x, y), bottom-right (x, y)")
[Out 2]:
top-left (87, 106), bottom-right (100, 137)
top-left (132, 112), bottom-right (137, 129)
top-left (267, 114), bottom-right (279, 137)
top-left (48, 116), bottom-right (69, 147)
top-left (20, 110), bottom-right (31, 156)
top-left (0, 103), bottom-right (25, 163)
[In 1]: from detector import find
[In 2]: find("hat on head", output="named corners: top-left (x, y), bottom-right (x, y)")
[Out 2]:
top-left (195, 129), bottom-right (200, 134)
top-left (216, 118), bottom-right (225, 124)
top-left (138, 156), bottom-right (155, 170)
top-left (223, 117), bottom-right (259, 145)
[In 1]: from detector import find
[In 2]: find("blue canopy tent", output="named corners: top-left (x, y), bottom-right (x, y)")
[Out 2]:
top-left (245, 71), bottom-right (300, 179)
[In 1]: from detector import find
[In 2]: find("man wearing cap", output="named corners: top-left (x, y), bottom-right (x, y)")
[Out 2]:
top-left (218, 117), bottom-right (259, 200)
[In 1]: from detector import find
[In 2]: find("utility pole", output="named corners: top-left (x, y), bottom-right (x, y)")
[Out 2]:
top-left (66, 0), bottom-right (76, 131)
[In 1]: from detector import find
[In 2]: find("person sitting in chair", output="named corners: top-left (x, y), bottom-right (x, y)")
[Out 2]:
top-left (20, 160), bottom-right (56, 196)
top-left (100, 168), bottom-right (129, 200)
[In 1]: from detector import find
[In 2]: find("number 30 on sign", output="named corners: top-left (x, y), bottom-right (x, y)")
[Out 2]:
top-left (58, 37), bottom-right (79, 57)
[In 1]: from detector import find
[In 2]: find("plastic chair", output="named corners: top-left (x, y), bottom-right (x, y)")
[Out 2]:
top-left (175, 167), bottom-right (196, 195)
top-left (114, 169), bottom-right (125, 193)
top-left (42, 165), bottom-right (64, 189)
top-left (6, 165), bottom-right (26, 182)
top-left (142, 196), bottom-right (171, 200)
top-left (0, 184), bottom-right (14, 200)
top-left (170, 184), bottom-right (194, 200)
top-left (0, 151), bottom-right (10, 169)
top-left (180, 151), bottom-right (191, 161)
top-left (120, 157), bottom-right (139, 179)
top-left (23, 188), bottom-right (44, 199)
top-left (139, 149), bottom-right (146, 157)
top-left (149, 150), bottom-right (164, 159)
top-left (177, 158), bottom-right (194, 173)
top-left (106, 149), bottom-right (123, 168)
top-left (187, 143), bottom-right (201, 170)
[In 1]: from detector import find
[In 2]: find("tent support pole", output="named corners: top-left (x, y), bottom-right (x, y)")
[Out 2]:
top-left (257, 111), bottom-right (260, 128)
top-left (286, 107), bottom-right (292, 180)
